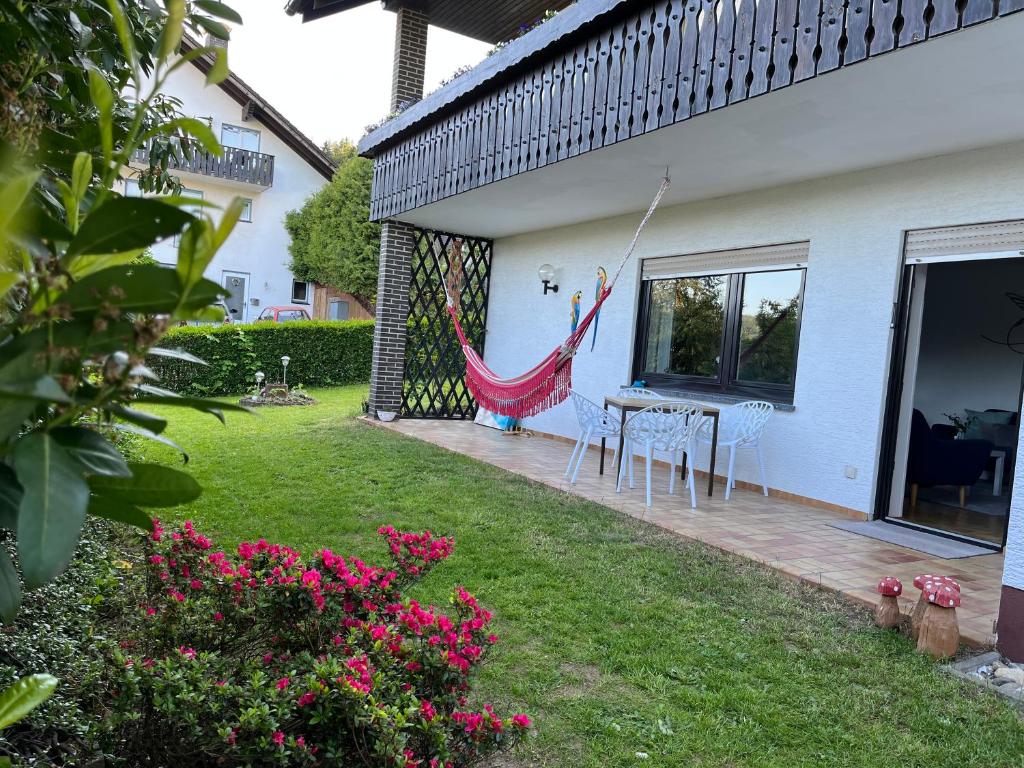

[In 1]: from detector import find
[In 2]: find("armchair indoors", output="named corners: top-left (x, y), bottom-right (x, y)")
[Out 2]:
top-left (907, 410), bottom-right (993, 509)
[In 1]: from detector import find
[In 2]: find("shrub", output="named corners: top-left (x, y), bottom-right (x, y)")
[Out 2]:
top-left (0, 522), bottom-right (131, 765)
top-left (149, 321), bottom-right (375, 396)
top-left (104, 522), bottom-right (529, 766)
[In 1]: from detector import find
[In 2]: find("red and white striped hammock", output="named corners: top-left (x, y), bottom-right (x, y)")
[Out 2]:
top-left (440, 177), bottom-right (671, 419)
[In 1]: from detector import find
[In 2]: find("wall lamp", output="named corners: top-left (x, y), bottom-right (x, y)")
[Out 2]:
top-left (538, 263), bottom-right (559, 295)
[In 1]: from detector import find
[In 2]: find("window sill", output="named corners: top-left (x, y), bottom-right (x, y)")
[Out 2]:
top-left (649, 387), bottom-right (796, 412)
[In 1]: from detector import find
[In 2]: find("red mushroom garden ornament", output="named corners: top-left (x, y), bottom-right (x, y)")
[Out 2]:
top-left (911, 574), bottom-right (960, 639)
top-left (916, 584), bottom-right (961, 659)
top-left (875, 576), bottom-right (903, 629)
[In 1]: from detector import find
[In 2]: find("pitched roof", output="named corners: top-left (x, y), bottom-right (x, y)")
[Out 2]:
top-left (181, 37), bottom-right (336, 181)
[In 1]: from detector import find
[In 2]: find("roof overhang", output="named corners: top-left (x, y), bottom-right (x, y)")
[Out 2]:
top-left (284, 0), bottom-right (573, 44)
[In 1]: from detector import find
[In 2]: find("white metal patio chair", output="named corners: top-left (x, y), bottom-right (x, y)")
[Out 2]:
top-left (617, 402), bottom-right (704, 508)
top-left (694, 401), bottom-right (774, 500)
top-left (617, 386), bottom-right (663, 399)
top-left (565, 391), bottom-right (621, 485)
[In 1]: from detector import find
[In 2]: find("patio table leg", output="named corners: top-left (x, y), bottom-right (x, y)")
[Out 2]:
top-left (615, 408), bottom-right (627, 481)
top-left (708, 413), bottom-right (719, 497)
top-left (600, 403), bottom-right (608, 475)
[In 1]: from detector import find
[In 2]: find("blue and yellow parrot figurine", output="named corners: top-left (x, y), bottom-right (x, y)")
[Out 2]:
top-left (590, 266), bottom-right (607, 351)
top-left (570, 290), bottom-right (582, 333)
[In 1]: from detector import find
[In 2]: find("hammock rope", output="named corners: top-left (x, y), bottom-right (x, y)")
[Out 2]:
top-left (438, 176), bottom-right (671, 418)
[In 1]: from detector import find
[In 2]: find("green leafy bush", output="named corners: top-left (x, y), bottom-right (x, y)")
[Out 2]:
top-left (149, 321), bottom-right (374, 396)
top-left (0, 522), bottom-right (130, 765)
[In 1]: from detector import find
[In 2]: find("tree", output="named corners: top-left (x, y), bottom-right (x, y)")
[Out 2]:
top-left (285, 153), bottom-right (380, 314)
top-left (321, 138), bottom-right (357, 165)
top-left (0, 0), bottom-right (246, 623)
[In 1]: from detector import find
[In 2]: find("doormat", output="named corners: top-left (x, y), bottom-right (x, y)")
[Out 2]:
top-left (827, 520), bottom-right (996, 559)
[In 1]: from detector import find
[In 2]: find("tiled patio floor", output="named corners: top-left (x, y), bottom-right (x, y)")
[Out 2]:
top-left (371, 418), bottom-right (1006, 647)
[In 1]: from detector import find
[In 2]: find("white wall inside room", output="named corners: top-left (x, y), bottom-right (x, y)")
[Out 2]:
top-left (485, 141), bottom-right (1024, 515)
top-left (912, 259), bottom-right (1024, 426)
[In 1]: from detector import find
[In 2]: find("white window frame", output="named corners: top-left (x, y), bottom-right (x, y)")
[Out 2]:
top-left (221, 123), bottom-right (261, 153)
top-left (291, 280), bottom-right (312, 305)
top-left (240, 198), bottom-right (253, 223)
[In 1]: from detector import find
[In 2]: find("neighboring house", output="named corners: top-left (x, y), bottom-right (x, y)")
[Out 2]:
top-left (125, 37), bottom-right (334, 323)
top-left (289, 1), bottom-right (1024, 658)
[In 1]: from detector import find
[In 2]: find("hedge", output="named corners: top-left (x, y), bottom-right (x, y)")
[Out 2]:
top-left (149, 320), bottom-right (374, 396)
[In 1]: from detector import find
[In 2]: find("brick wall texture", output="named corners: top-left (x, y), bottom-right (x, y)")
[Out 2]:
top-left (391, 6), bottom-right (428, 111)
top-left (368, 221), bottom-right (417, 415)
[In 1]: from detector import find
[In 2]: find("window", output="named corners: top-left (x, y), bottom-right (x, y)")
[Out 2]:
top-left (221, 124), bottom-right (260, 152)
top-left (635, 265), bottom-right (805, 402)
top-left (240, 198), bottom-right (253, 222)
top-left (329, 299), bottom-right (350, 321)
top-left (123, 178), bottom-right (142, 197)
top-left (291, 280), bottom-right (311, 304)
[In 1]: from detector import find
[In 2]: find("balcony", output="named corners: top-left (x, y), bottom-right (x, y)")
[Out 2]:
top-left (357, 0), bottom-right (1024, 228)
top-left (133, 142), bottom-right (275, 188)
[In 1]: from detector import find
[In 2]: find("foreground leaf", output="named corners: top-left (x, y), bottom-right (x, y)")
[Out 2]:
top-left (0, 675), bottom-right (59, 729)
top-left (52, 426), bottom-right (132, 478)
top-left (13, 433), bottom-right (89, 588)
top-left (87, 495), bottom-right (153, 532)
top-left (88, 463), bottom-right (201, 508)
top-left (0, 548), bottom-right (20, 623)
top-left (0, 465), bottom-right (22, 531)
top-left (110, 423), bottom-right (188, 461)
top-left (66, 199), bottom-right (193, 257)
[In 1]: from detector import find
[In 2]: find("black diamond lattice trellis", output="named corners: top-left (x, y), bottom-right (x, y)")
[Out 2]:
top-left (402, 229), bottom-right (492, 419)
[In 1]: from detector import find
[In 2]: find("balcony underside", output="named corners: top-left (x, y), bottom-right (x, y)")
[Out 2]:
top-left (390, 13), bottom-right (1024, 238)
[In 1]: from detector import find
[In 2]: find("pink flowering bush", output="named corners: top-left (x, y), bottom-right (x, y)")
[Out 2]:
top-left (106, 522), bottom-right (529, 766)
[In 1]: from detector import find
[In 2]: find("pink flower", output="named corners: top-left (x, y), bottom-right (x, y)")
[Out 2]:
top-left (420, 700), bottom-right (436, 721)
top-left (297, 691), bottom-right (316, 707)
top-left (178, 646), bottom-right (196, 660)
top-left (262, 653), bottom-right (273, 665)
top-left (511, 714), bottom-right (531, 729)
top-left (149, 554), bottom-right (164, 565)
top-left (213, 612), bottom-right (223, 622)
top-left (276, 677), bottom-right (289, 690)
top-left (296, 736), bottom-right (306, 748)
top-left (226, 728), bottom-right (237, 745)
top-left (145, 606), bottom-right (157, 616)
top-left (271, 730), bottom-right (285, 746)
top-left (216, 680), bottom-right (227, 687)
top-left (190, 579), bottom-right (203, 590)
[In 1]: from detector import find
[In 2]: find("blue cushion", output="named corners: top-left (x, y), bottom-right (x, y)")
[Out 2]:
top-left (964, 409), bottom-right (1015, 449)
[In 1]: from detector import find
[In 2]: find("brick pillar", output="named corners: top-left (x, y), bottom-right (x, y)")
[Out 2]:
top-left (390, 5), bottom-right (428, 111)
top-left (368, 221), bottom-right (417, 416)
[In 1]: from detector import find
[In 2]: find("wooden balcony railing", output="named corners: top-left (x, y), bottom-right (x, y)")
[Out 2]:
top-left (133, 142), bottom-right (275, 187)
top-left (365, 0), bottom-right (1021, 221)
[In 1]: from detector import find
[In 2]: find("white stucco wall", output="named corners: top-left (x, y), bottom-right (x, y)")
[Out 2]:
top-left (485, 141), bottom-right (1024, 524)
top-left (131, 61), bottom-right (328, 322)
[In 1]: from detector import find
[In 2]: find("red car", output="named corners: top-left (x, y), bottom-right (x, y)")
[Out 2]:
top-left (256, 306), bottom-right (312, 323)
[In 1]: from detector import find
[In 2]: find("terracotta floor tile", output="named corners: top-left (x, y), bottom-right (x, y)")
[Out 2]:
top-left (372, 419), bottom-right (1005, 648)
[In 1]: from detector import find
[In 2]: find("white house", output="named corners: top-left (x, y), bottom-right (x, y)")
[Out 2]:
top-left (290, 0), bottom-right (1024, 658)
top-left (125, 37), bottom-right (335, 323)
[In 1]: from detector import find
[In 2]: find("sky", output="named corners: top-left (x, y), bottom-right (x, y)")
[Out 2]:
top-left (225, 2), bottom-right (492, 147)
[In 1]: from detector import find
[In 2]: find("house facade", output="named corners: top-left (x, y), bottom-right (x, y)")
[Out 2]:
top-left (290, 0), bottom-right (1024, 658)
top-left (126, 38), bottom-right (335, 323)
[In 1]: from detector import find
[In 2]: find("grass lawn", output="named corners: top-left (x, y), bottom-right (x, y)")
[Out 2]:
top-left (147, 386), bottom-right (1024, 768)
